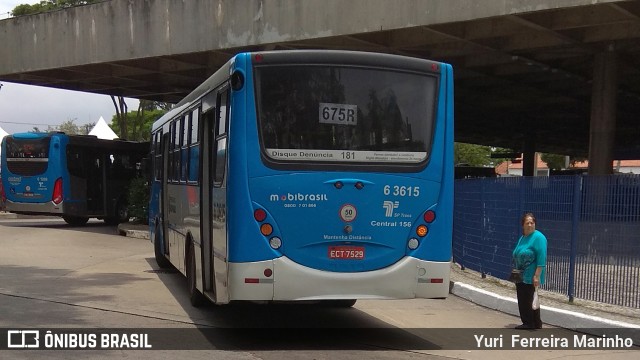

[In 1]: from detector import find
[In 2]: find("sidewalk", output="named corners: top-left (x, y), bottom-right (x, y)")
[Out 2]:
top-left (115, 222), bottom-right (640, 335)
top-left (449, 262), bottom-right (640, 330)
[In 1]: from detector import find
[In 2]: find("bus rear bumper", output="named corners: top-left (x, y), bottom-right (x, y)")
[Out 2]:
top-left (5, 199), bottom-right (64, 215)
top-left (228, 257), bottom-right (450, 301)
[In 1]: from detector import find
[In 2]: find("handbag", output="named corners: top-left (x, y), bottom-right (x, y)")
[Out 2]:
top-left (508, 269), bottom-right (523, 283)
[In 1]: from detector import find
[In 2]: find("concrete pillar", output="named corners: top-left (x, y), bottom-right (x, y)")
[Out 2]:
top-left (588, 45), bottom-right (617, 175)
top-left (523, 136), bottom-right (536, 177)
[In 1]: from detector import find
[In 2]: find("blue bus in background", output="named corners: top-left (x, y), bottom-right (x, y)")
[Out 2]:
top-left (0, 132), bottom-right (148, 225)
top-left (149, 50), bottom-right (454, 306)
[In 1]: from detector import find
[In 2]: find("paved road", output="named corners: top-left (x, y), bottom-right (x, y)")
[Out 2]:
top-left (0, 218), bottom-right (636, 359)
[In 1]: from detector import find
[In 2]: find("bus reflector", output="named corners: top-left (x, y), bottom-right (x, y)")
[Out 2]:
top-left (418, 278), bottom-right (444, 284)
top-left (52, 178), bottom-right (63, 205)
top-left (254, 208), bottom-right (267, 222)
top-left (269, 237), bottom-right (282, 249)
top-left (245, 278), bottom-right (259, 284)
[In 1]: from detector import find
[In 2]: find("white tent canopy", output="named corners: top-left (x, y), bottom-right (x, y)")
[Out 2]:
top-left (0, 126), bottom-right (8, 162)
top-left (89, 117), bottom-right (118, 140)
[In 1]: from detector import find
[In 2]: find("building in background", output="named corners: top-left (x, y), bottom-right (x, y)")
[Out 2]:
top-left (495, 153), bottom-right (549, 176)
top-left (495, 154), bottom-right (640, 176)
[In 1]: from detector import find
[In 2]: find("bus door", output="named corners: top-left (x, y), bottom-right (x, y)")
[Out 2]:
top-left (200, 103), bottom-right (214, 299)
top-left (66, 146), bottom-right (88, 215)
top-left (201, 88), bottom-right (230, 304)
top-left (86, 150), bottom-right (104, 214)
top-left (160, 132), bottom-right (171, 258)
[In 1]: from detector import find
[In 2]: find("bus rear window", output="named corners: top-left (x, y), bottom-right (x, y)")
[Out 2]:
top-left (256, 65), bottom-right (437, 166)
top-left (4, 137), bottom-right (51, 176)
top-left (5, 137), bottom-right (50, 159)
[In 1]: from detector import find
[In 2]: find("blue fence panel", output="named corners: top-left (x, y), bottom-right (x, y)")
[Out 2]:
top-left (453, 174), bottom-right (640, 308)
top-left (453, 179), bottom-right (485, 273)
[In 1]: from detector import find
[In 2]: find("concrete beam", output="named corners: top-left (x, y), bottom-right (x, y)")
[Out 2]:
top-left (0, 0), bottom-right (627, 75)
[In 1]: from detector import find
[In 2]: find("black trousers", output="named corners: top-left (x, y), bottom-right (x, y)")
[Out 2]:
top-left (516, 282), bottom-right (542, 328)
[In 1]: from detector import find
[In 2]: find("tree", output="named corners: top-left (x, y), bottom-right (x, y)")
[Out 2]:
top-left (109, 101), bottom-right (168, 141)
top-left (111, 96), bottom-right (129, 139)
top-left (11, 1), bottom-right (101, 17)
top-left (454, 142), bottom-right (513, 167)
top-left (540, 153), bottom-right (567, 170)
top-left (47, 118), bottom-right (81, 134)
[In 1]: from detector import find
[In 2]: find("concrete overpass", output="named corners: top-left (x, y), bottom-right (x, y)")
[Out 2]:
top-left (1, 0), bottom-right (640, 174)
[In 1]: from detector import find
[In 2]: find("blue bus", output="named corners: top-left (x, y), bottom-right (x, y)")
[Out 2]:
top-left (0, 132), bottom-right (148, 225)
top-left (149, 50), bottom-right (454, 306)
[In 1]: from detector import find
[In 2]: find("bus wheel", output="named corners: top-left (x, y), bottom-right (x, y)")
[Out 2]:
top-left (154, 228), bottom-right (172, 269)
top-left (187, 242), bottom-right (205, 307)
top-left (105, 201), bottom-right (129, 225)
top-left (62, 216), bottom-right (89, 226)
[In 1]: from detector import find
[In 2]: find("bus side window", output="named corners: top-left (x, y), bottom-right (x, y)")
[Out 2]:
top-left (66, 146), bottom-right (85, 178)
top-left (154, 130), bottom-right (163, 181)
top-left (181, 114), bottom-right (189, 182)
top-left (213, 89), bottom-right (229, 186)
top-left (109, 153), bottom-right (131, 179)
top-left (171, 120), bottom-right (181, 183)
top-left (188, 107), bottom-right (200, 183)
top-left (168, 122), bottom-right (175, 182)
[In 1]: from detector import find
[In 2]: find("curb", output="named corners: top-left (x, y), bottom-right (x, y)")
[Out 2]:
top-left (121, 229), bottom-right (150, 240)
top-left (450, 281), bottom-right (640, 343)
top-left (117, 224), bottom-right (149, 240)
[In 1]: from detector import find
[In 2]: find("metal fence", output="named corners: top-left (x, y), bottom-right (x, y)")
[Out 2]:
top-left (453, 174), bottom-right (640, 308)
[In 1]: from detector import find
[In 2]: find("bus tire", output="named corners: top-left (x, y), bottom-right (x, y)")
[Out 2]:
top-left (154, 227), bottom-right (172, 269)
top-left (63, 216), bottom-right (89, 226)
top-left (187, 241), bottom-right (206, 307)
top-left (105, 201), bottom-right (129, 225)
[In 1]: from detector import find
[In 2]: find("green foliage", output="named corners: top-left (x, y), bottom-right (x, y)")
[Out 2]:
top-left (454, 142), bottom-right (512, 167)
top-left (47, 119), bottom-right (90, 135)
top-left (110, 109), bottom-right (165, 141)
top-left (127, 177), bottom-right (149, 224)
top-left (540, 153), bottom-right (567, 170)
top-left (110, 100), bottom-right (169, 141)
top-left (11, 1), bottom-right (101, 17)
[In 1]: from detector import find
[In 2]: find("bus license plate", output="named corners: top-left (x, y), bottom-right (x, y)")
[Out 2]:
top-left (328, 246), bottom-right (365, 260)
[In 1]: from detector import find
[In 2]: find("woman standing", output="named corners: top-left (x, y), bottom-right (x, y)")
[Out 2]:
top-left (512, 212), bottom-right (547, 329)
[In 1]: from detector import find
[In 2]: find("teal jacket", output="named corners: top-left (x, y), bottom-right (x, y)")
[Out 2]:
top-left (512, 230), bottom-right (547, 285)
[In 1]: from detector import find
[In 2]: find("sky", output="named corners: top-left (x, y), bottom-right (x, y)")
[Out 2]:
top-left (0, 0), bottom-right (139, 135)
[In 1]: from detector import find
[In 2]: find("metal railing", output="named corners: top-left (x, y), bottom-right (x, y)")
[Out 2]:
top-left (453, 174), bottom-right (640, 308)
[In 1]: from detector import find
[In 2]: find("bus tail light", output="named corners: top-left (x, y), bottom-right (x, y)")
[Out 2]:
top-left (52, 178), bottom-right (63, 205)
